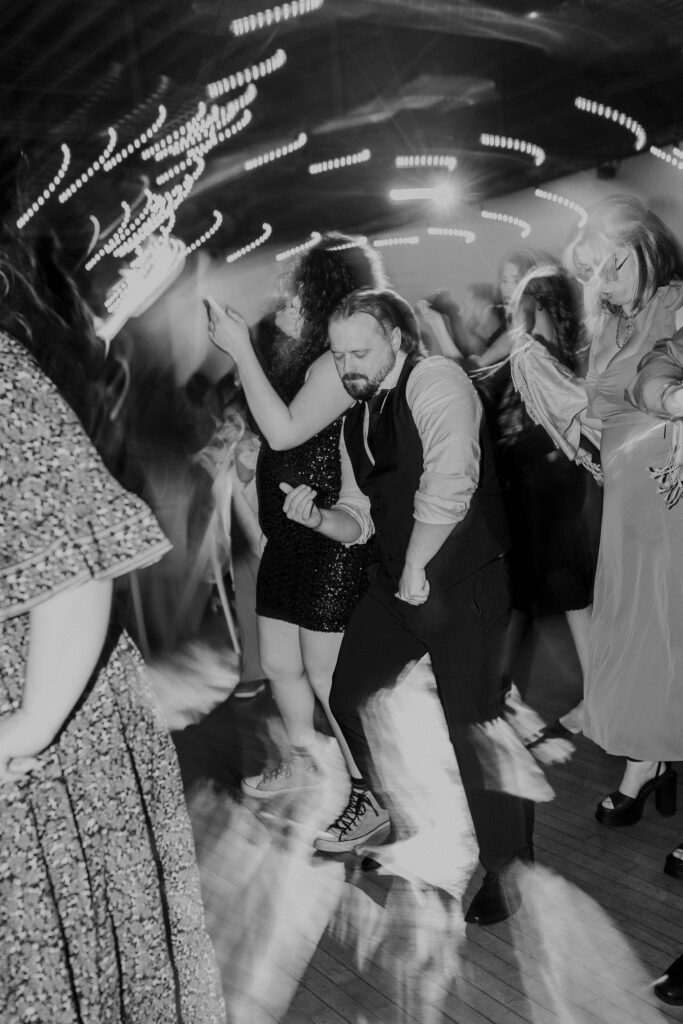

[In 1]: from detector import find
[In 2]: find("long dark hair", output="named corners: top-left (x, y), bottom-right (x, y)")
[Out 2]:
top-left (511, 264), bottom-right (584, 373)
top-left (290, 232), bottom-right (387, 359)
top-left (0, 220), bottom-right (105, 433)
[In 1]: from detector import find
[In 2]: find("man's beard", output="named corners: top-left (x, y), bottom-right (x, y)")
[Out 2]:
top-left (341, 349), bottom-right (396, 401)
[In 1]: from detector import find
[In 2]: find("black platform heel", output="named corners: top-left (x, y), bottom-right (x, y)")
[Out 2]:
top-left (664, 842), bottom-right (683, 879)
top-left (595, 761), bottom-right (677, 827)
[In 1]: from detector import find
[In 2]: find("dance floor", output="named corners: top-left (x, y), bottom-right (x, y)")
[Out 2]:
top-left (173, 616), bottom-right (683, 1024)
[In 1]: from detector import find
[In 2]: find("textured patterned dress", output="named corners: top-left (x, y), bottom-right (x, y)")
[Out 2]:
top-left (0, 333), bottom-right (226, 1024)
top-left (255, 339), bottom-right (372, 632)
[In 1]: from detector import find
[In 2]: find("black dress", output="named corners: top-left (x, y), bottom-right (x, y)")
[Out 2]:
top-left (485, 364), bottom-right (602, 616)
top-left (255, 337), bottom-right (372, 632)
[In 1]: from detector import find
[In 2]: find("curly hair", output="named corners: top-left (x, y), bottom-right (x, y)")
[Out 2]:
top-left (510, 264), bottom-right (585, 372)
top-left (563, 194), bottom-right (683, 340)
top-left (289, 232), bottom-right (387, 358)
top-left (0, 221), bottom-right (105, 433)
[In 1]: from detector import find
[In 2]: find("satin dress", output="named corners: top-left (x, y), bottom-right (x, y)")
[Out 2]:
top-left (584, 285), bottom-right (683, 759)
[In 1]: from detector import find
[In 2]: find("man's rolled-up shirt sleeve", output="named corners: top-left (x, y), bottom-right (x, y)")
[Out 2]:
top-left (332, 430), bottom-right (375, 544)
top-left (406, 357), bottom-right (482, 525)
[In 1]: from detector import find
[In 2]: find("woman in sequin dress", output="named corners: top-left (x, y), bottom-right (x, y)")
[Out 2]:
top-left (0, 228), bottom-right (226, 1023)
top-left (206, 234), bottom-right (387, 809)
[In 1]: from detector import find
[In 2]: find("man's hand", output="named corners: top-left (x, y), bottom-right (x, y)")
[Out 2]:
top-left (396, 564), bottom-right (430, 605)
top-left (280, 482), bottom-right (323, 529)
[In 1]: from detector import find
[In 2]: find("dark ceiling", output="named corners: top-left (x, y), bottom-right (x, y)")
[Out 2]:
top-left (2, 0), bottom-right (683, 291)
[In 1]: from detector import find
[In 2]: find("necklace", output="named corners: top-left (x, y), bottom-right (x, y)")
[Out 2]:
top-left (615, 307), bottom-right (637, 349)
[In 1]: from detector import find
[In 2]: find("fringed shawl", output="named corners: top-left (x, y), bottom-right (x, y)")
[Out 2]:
top-left (509, 333), bottom-right (603, 483)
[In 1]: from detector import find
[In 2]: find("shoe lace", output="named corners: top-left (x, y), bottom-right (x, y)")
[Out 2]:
top-left (260, 756), bottom-right (317, 785)
top-left (330, 790), bottom-right (368, 837)
top-left (260, 760), bottom-right (293, 784)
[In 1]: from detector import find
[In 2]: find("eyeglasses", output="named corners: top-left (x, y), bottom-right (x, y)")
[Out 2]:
top-left (574, 250), bottom-right (630, 285)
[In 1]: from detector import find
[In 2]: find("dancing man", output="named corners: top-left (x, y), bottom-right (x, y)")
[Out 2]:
top-left (280, 287), bottom-right (532, 925)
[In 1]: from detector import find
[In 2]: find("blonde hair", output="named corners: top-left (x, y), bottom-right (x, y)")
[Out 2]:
top-left (563, 194), bottom-right (682, 340)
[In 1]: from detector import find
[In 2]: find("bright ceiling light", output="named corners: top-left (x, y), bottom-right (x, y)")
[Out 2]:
top-left (432, 181), bottom-right (457, 211)
top-left (389, 182), bottom-right (457, 209)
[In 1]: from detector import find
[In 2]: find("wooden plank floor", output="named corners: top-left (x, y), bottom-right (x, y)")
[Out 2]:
top-left (174, 615), bottom-right (683, 1024)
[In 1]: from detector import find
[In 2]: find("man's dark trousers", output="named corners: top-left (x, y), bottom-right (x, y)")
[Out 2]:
top-left (329, 555), bottom-right (532, 874)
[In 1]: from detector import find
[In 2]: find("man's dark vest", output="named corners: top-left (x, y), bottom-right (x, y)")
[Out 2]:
top-left (343, 356), bottom-right (509, 591)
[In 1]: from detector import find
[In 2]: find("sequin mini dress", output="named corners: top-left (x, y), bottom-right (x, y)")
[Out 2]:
top-left (255, 339), bottom-right (372, 632)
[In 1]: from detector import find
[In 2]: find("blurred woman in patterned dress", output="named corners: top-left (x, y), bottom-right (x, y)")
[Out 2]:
top-left (0, 222), bottom-right (226, 1022)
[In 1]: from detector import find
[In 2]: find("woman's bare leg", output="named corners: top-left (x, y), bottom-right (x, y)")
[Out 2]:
top-left (561, 605), bottom-right (591, 733)
top-left (257, 615), bottom-right (317, 749)
top-left (300, 627), bottom-right (362, 778)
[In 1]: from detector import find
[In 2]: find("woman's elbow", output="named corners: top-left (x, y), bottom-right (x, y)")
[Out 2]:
top-left (268, 435), bottom-right (301, 451)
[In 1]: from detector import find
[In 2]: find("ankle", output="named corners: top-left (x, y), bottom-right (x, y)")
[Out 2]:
top-left (290, 744), bottom-right (315, 759)
top-left (617, 759), bottom-right (665, 798)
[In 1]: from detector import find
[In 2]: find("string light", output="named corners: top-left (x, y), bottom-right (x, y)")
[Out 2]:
top-left (395, 154), bottom-right (457, 172)
top-left (275, 231), bottom-right (321, 262)
top-left (17, 144), bottom-right (71, 227)
top-left (226, 222), bottom-right (273, 263)
top-left (245, 131), bottom-right (308, 171)
top-left (58, 133), bottom-right (117, 204)
top-left (389, 183), bottom-right (457, 209)
top-left (534, 187), bottom-right (587, 227)
top-left (327, 236), bottom-right (368, 251)
top-left (185, 211), bottom-right (223, 255)
top-left (99, 235), bottom-right (187, 344)
top-left (481, 209), bottom-right (531, 238)
top-left (101, 105), bottom-right (167, 171)
top-left (118, 162), bottom-right (206, 257)
top-left (479, 133), bottom-right (546, 167)
top-left (373, 235), bottom-right (421, 248)
top-left (142, 101), bottom-right (208, 162)
top-left (308, 148), bottom-right (370, 174)
top-left (143, 89), bottom-right (255, 165)
top-left (231, 0), bottom-right (324, 37)
top-left (574, 96), bottom-right (646, 151)
top-left (156, 109), bottom-right (253, 185)
top-left (87, 190), bottom-right (162, 269)
top-left (649, 145), bottom-right (683, 171)
top-left (207, 49), bottom-right (287, 100)
top-left (104, 237), bottom-right (186, 314)
top-left (426, 226), bottom-right (475, 243)
top-left (87, 153), bottom-right (207, 270)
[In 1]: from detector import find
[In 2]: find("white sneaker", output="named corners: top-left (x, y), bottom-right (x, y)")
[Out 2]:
top-left (241, 754), bottom-right (321, 799)
top-left (315, 788), bottom-right (391, 853)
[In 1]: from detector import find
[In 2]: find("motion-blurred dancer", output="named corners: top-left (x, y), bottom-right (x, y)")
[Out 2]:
top-left (281, 287), bottom-right (532, 926)
top-left (206, 234), bottom-right (386, 828)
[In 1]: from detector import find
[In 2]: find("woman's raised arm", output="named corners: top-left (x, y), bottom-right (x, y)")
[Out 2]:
top-left (205, 296), bottom-right (354, 449)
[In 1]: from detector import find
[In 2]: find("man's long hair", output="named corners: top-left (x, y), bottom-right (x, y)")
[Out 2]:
top-left (329, 287), bottom-right (423, 358)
